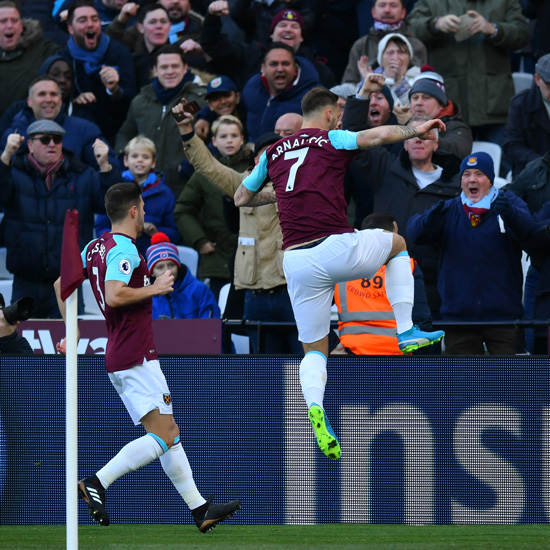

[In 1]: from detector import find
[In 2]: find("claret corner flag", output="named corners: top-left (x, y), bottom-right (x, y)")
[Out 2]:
top-left (60, 209), bottom-right (85, 301)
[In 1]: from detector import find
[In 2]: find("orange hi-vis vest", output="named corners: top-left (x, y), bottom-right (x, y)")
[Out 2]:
top-left (334, 259), bottom-right (415, 355)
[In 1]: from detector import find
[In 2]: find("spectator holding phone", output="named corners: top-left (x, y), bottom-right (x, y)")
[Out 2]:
top-left (115, 44), bottom-right (207, 197)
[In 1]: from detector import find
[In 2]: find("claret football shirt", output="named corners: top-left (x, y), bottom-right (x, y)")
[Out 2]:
top-left (82, 232), bottom-right (158, 372)
top-left (243, 128), bottom-right (361, 249)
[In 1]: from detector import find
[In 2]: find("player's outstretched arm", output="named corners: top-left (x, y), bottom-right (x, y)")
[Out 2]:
top-left (356, 119), bottom-right (446, 150)
top-left (234, 183), bottom-right (277, 207)
top-left (105, 270), bottom-right (174, 308)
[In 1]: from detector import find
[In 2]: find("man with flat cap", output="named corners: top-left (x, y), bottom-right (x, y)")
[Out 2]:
top-left (0, 119), bottom-right (121, 317)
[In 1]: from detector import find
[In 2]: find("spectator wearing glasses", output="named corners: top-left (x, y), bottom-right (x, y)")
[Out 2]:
top-left (0, 119), bottom-right (120, 317)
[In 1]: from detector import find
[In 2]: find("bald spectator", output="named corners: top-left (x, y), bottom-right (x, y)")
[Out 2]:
top-left (241, 42), bottom-right (319, 142)
top-left (274, 112), bottom-right (303, 137)
top-left (0, 1), bottom-right (59, 116)
top-left (342, 0), bottom-right (426, 85)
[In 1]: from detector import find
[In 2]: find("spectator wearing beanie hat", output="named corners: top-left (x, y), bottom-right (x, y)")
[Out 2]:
top-left (402, 66), bottom-right (472, 162)
top-left (200, 3), bottom-right (335, 90)
top-left (146, 232), bottom-right (220, 320)
top-left (407, 151), bottom-right (533, 355)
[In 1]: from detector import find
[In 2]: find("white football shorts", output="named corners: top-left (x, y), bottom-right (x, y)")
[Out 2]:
top-left (283, 229), bottom-right (393, 344)
top-left (108, 358), bottom-right (173, 425)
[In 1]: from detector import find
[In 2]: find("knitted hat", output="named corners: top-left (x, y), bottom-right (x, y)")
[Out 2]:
top-left (408, 68), bottom-right (447, 106)
top-left (377, 33), bottom-right (413, 67)
top-left (146, 232), bottom-right (181, 272)
top-left (460, 152), bottom-right (495, 184)
top-left (270, 9), bottom-right (305, 35)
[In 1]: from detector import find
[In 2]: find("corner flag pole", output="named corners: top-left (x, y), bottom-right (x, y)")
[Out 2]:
top-left (60, 210), bottom-right (85, 550)
top-left (66, 289), bottom-right (78, 550)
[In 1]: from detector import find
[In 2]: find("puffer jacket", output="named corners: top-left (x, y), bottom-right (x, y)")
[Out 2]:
top-left (0, 150), bottom-right (120, 282)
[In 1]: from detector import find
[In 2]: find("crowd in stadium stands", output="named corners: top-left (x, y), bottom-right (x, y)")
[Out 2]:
top-left (2, 0), bottom-right (550, 355)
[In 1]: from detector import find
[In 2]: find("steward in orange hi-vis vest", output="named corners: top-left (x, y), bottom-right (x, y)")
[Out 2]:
top-left (334, 258), bottom-right (416, 355)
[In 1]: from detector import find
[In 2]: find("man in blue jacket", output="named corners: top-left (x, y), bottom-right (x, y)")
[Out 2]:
top-left (407, 152), bottom-right (534, 354)
top-left (241, 42), bottom-right (319, 143)
top-left (0, 75), bottom-right (118, 170)
top-left (0, 119), bottom-right (121, 317)
top-left (60, 0), bottom-right (137, 140)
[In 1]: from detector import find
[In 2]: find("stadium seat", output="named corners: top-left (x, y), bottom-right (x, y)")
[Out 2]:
top-left (471, 141), bottom-right (502, 177)
top-left (0, 279), bottom-right (12, 306)
top-left (177, 246), bottom-right (199, 277)
top-left (512, 72), bottom-right (533, 95)
top-left (0, 247), bottom-right (12, 279)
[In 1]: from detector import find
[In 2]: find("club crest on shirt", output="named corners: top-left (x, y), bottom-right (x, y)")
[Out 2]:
top-left (163, 393), bottom-right (171, 405)
top-left (118, 259), bottom-right (131, 274)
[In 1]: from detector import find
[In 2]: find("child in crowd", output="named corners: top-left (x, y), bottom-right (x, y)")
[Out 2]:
top-left (174, 115), bottom-right (252, 300)
top-left (146, 232), bottom-right (220, 319)
top-left (95, 135), bottom-right (180, 256)
top-left (193, 75), bottom-right (247, 143)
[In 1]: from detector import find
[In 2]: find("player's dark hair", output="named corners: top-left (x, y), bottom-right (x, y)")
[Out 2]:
top-left (301, 87), bottom-right (339, 117)
top-left (138, 3), bottom-right (169, 24)
top-left (105, 182), bottom-right (142, 224)
top-left (361, 212), bottom-right (396, 232)
top-left (263, 42), bottom-right (296, 64)
top-left (67, 0), bottom-right (96, 25)
top-left (154, 44), bottom-right (187, 66)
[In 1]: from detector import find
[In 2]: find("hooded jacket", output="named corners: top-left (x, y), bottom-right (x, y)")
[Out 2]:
top-left (152, 265), bottom-right (220, 320)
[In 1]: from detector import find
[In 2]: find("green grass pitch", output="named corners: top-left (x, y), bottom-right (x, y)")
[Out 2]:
top-left (1, 524), bottom-right (549, 550)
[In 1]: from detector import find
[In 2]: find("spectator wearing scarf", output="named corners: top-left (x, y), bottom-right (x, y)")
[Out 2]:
top-left (407, 151), bottom-right (534, 354)
top-left (0, 118), bottom-right (121, 318)
top-left (115, 44), bottom-right (206, 198)
top-left (60, 2), bottom-right (137, 141)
